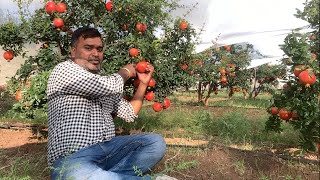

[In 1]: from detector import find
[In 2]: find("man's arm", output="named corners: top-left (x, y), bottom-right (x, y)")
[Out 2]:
top-left (109, 63), bottom-right (154, 122)
top-left (48, 61), bottom-right (135, 98)
top-left (129, 63), bottom-right (154, 115)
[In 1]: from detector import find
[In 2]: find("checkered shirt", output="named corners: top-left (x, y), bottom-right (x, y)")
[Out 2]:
top-left (47, 60), bottom-right (137, 166)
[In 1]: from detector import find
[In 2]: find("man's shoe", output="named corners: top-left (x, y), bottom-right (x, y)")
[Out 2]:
top-left (155, 174), bottom-right (178, 180)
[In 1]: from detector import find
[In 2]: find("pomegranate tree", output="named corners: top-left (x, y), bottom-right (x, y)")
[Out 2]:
top-left (266, 0), bottom-right (319, 152)
top-left (0, 22), bottom-right (24, 61)
top-left (250, 63), bottom-right (287, 99)
top-left (188, 43), bottom-right (254, 106)
top-left (1, 0), bottom-right (198, 117)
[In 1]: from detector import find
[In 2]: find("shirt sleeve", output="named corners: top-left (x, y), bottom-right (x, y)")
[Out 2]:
top-left (48, 61), bottom-right (124, 98)
top-left (100, 95), bottom-right (138, 123)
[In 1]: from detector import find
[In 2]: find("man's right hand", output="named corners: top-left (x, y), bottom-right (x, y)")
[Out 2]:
top-left (118, 64), bottom-right (137, 81)
top-left (122, 64), bottom-right (137, 78)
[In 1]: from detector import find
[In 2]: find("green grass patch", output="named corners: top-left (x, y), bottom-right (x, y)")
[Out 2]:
top-left (171, 90), bottom-right (272, 109)
top-left (208, 98), bottom-right (270, 109)
top-left (115, 105), bottom-right (300, 150)
top-left (200, 110), bottom-right (300, 148)
top-left (114, 106), bottom-right (210, 138)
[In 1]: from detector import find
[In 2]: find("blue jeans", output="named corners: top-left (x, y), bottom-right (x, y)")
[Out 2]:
top-left (50, 133), bottom-right (166, 180)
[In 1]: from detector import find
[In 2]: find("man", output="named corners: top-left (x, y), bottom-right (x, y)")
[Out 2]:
top-left (47, 27), bottom-right (167, 180)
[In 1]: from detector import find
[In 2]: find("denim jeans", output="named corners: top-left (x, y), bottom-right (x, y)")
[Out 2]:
top-left (50, 133), bottom-right (166, 180)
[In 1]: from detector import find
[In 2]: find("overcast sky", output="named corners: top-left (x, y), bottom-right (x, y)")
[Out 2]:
top-left (1, 0), bottom-right (310, 57)
top-left (172, 0), bottom-right (309, 56)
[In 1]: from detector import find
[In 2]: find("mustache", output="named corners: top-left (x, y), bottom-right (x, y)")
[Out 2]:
top-left (88, 58), bottom-right (101, 62)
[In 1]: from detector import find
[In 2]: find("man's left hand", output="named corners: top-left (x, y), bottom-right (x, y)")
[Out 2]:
top-left (137, 63), bottom-right (154, 85)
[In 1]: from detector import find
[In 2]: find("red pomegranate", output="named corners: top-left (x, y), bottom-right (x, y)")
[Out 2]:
top-left (279, 109), bottom-right (292, 121)
top-left (298, 70), bottom-right (316, 87)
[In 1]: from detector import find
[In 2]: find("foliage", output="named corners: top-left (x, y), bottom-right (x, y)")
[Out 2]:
top-left (250, 64), bottom-right (287, 98)
top-left (265, 0), bottom-right (319, 151)
top-left (1, 0), bottom-right (199, 118)
top-left (186, 44), bottom-right (254, 106)
top-left (0, 22), bottom-right (25, 55)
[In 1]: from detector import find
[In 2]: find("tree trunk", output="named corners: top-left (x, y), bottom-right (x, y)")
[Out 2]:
top-left (250, 67), bottom-right (257, 99)
top-left (185, 83), bottom-right (189, 92)
top-left (197, 82), bottom-right (202, 103)
top-left (242, 88), bottom-right (248, 99)
top-left (204, 98), bottom-right (209, 106)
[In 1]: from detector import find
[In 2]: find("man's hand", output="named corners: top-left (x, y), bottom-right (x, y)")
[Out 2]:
top-left (122, 64), bottom-right (137, 78)
top-left (129, 63), bottom-right (154, 115)
top-left (118, 64), bottom-right (137, 81)
top-left (137, 63), bottom-right (154, 85)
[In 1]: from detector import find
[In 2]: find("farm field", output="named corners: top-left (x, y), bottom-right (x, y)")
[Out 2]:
top-left (0, 91), bottom-right (319, 180)
top-left (0, 0), bottom-right (318, 179)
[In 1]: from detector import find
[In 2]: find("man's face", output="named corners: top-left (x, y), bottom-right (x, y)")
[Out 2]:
top-left (71, 36), bottom-right (104, 73)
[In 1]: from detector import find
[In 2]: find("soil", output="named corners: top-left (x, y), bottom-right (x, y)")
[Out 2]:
top-left (0, 127), bottom-right (319, 180)
top-left (0, 128), bottom-right (46, 149)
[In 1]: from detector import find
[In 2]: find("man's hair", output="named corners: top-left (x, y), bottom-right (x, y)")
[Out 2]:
top-left (71, 27), bottom-right (102, 47)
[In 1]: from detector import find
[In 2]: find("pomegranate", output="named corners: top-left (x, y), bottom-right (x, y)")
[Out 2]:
top-left (179, 21), bottom-right (188, 30)
top-left (229, 72), bottom-right (236, 76)
top-left (224, 45), bottom-right (231, 51)
top-left (3, 51), bottom-right (14, 61)
top-left (181, 64), bottom-right (187, 71)
top-left (145, 92), bottom-right (155, 101)
top-left (105, 1), bottom-right (113, 12)
top-left (220, 69), bottom-right (226, 75)
top-left (53, 18), bottom-right (64, 28)
top-left (55, 2), bottom-right (67, 13)
top-left (220, 77), bottom-right (227, 83)
top-left (270, 107), bottom-right (278, 115)
top-left (15, 89), bottom-right (22, 101)
top-left (153, 102), bottom-right (162, 112)
top-left (136, 23), bottom-right (147, 32)
top-left (45, 1), bottom-right (56, 14)
top-left (163, 98), bottom-right (171, 109)
top-left (298, 70), bottom-right (316, 87)
top-left (136, 61), bottom-right (148, 73)
top-left (293, 65), bottom-right (305, 77)
top-left (279, 109), bottom-right (292, 121)
top-left (129, 48), bottom-right (138, 57)
top-left (148, 78), bottom-right (155, 87)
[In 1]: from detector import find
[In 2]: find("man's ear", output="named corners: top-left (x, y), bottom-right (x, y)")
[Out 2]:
top-left (71, 47), bottom-right (76, 59)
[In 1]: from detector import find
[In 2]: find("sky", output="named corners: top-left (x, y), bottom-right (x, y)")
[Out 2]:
top-left (1, 0), bottom-right (310, 59)
top-left (172, 0), bottom-right (310, 56)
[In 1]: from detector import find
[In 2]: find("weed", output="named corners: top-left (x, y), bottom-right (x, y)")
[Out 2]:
top-left (175, 160), bottom-right (198, 171)
top-left (259, 175), bottom-right (270, 180)
top-left (234, 160), bottom-right (246, 176)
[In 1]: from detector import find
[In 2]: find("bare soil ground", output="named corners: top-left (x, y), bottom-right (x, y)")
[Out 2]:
top-left (0, 123), bottom-right (319, 179)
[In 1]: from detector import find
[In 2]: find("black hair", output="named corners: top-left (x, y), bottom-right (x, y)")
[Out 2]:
top-left (71, 27), bottom-right (102, 47)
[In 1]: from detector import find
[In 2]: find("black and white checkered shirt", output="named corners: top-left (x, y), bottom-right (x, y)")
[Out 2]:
top-left (47, 60), bottom-right (137, 166)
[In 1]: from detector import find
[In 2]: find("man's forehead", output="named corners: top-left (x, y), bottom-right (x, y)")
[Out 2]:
top-left (79, 37), bottom-right (103, 46)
